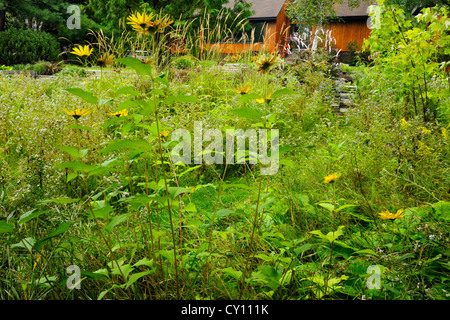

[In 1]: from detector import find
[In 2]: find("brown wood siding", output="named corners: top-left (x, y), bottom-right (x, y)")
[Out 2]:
top-left (201, 2), bottom-right (291, 54)
top-left (321, 20), bottom-right (371, 52)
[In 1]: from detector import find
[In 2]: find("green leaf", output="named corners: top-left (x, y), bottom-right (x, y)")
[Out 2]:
top-left (334, 204), bottom-right (357, 213)
top-left (215, 267), bottom-right (242, 280)
top-left (41, 197), bottom-right (80, 205)
top-left (0, 221), bottom-right (14, 234)
top-left (116, 57), bottom-right (153, 76)
top-left (318, 202), bottom-right (335, 213)
top-left (294, 243), bottom-right (314, 256)
top-left (45, 221), bottom-right (72, 239)
top-left (238, 92), bottom-right (260, 104)
top-left (310, 226), bottom-right (345, 243)
top-left (156, 73), bottom-right (169, 87)
top-left (103, 213), bottom-right (132, 232)
top-left (231, 107), bottom-right (263, 120)
top-left (39, 197), bottom-right (79, 205)
top-left (65, 88), bottom-right (98, 104)
top-left (67, 172), bottom-right (78, 182)
top-left (56, 145), bottom-right (81, 158)
top-left (271, 88), bottom-right (297, 100)
top-left (99, 98), bottom-right (114, 106)
top-left (115, 86), bottom-right (140, 96)
top-left (124, 270), bottom-right (154, 289)
top-left (35, 221), bottom-right (72, 250)
top-left (18, 209), bottom-right (48, 225)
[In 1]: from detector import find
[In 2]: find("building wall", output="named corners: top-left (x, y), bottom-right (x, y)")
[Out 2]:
top-left (201, 2), bottom-right (291, 55)
top-left (322, 20), bottom-right (371, 52)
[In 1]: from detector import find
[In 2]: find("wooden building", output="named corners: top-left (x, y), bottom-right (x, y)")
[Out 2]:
top-left (201, 0), bottom-right (290, 54)
top-left (322, 1), bottom-right (375, 52)
top-left (201, 0), bottom-right (375, 55)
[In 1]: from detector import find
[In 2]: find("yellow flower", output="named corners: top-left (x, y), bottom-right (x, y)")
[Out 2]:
top-left (231, 54), bottom-right (242, 62)
top-left (71, 45), bottom-right (93, 57)
top-left (108, 109), bottom-right (128, 117)
top-left (127, 12), bottom-right (156, 34)
top-left (159, 129), bottom-right (169, 139)
top-left (63, 108), bottom-right (91, 120)
top-left (418, 126), bottom-right (431, 135)
top-left (378, 209), bottom-right (406, 220)
top-left (255, 92), bottom-right (272, 104)
top-left (254, 54), bottom-right (278, 73)
top-left (140, 57), bottom-right (155, 65)
top-left (417, 141), bottom-right (434, 156)
top-left (97, 52), bottom-right (115, 67)
top-left (400, 118), bottom-right (410, 129)
top-left (442, 127), bottom-right (448, 140)
top-left (236, 84), bottom-right (253, 95)
top-left (152, 14), bottom-right (174, 33)
top-left (184, 186), bottom-right (195, 197)
top-left (324, 173), bottom-right (340, 184)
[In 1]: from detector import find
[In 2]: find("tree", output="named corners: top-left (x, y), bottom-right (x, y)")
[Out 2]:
top-left (0, 0), bottom-right (101, 44)
top-left (384, 0), bottom-right (450, 15)
top-left (285, 0), bottom-right (364, 53)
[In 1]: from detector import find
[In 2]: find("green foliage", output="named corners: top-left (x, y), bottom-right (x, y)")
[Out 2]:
top-left (0, 28), bottom-right (60, 65)
top-left (364, 1), bottom-right (450, 122)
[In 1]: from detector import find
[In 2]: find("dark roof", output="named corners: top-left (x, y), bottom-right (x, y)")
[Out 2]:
top-left (333, 1), bottom-right (377, 18)
top-left (224, 0), bottom-right (286, 21)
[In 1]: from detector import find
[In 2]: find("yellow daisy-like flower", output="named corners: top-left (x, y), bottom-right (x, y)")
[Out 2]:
top-left (71, 45), bottom-right (93, 57)
top-left (378, 209), bottom-right (406, 220)
top-left (108, 109), bottom-right (128, 117)
top-left (152, 14), bottom-right (174, 33)
top-left (324, 173), bottom-right (340, 184)
top-left (254, 54), bottom-right (278, 73)
top-left (236, 84), bottom-right (253, 95)
top-left (140, 57), bottom-right (155, 65)
top-left (159, 129), bottom-right (169, 139)
top-left (63, 108), bottom-right (91, 120)
top-left (127, 12), bottom-right (156, 34)
top-left (97, 52), bottom-right (115, 67)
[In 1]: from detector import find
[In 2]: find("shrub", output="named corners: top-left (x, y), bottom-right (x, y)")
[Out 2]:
top-left (0, 28), bottom-right (60, 65)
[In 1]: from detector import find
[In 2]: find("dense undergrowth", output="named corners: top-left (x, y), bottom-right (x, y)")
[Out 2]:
top-left (0, 4), bottom-right (449, 301)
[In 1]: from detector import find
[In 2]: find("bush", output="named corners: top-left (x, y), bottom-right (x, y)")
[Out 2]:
top-left (0, 28), bottom-right (60, 65)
